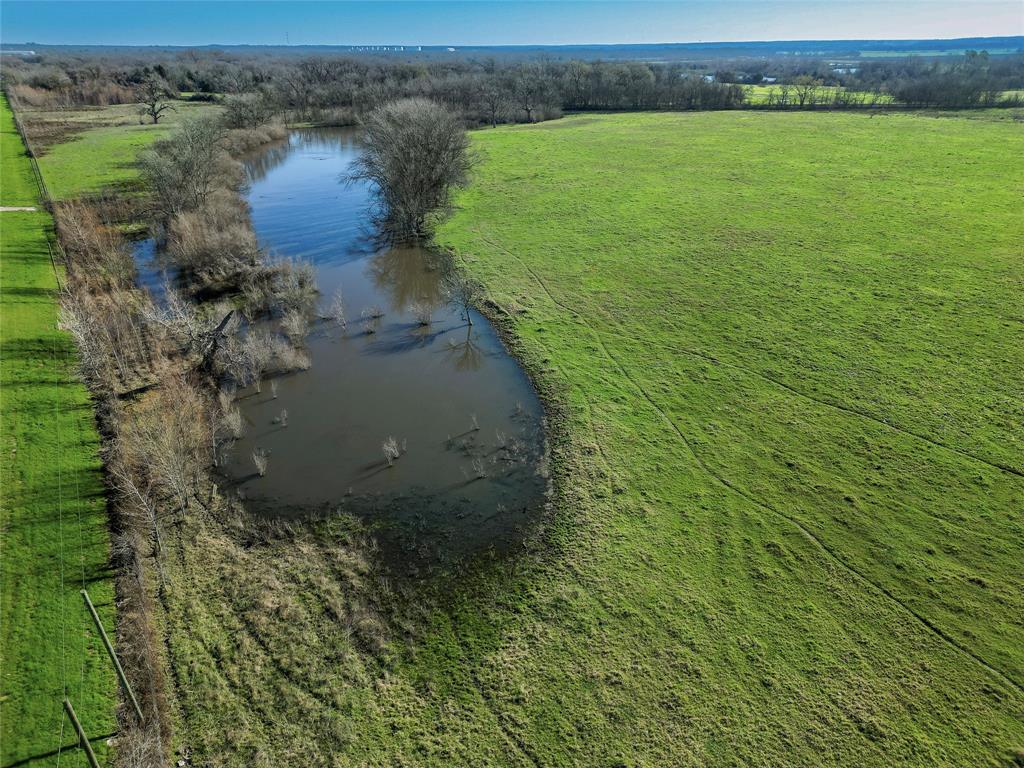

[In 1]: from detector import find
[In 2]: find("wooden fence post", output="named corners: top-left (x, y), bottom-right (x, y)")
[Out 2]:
top-left (81, 589), bottom-right (145, 723)
top-left (63, 698), bottom-right (101, 768)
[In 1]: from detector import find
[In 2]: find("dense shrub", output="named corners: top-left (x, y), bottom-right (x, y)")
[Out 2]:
top-left (222, 92), bottom-right (276, 129)
top-left (220, 124), bottom-right (288, 155)
top-left (349, 98), bottom-right (472, 238)
top-left (53, 201), bottom-right (135, 291)
top-left (167, 192), bottom-right (259, 284)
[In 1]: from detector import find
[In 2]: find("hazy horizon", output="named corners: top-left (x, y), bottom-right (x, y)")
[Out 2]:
top-left (2, 1), bottom-right (1021, 48)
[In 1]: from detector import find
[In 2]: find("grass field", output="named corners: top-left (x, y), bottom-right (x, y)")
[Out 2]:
top-left (14, 100), bottom-right (1024, 765)
top-left (742, 84), bottom-right (894, 105)
top-left (21, 100), bottom-right (217, 199)
top-left (0, 95), bottom-right (117, 765)
top-left (428, 111), bottom-right (1024, 765)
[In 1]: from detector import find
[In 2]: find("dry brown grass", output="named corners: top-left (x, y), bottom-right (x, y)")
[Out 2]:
top-left (54, 200), bottom-right (136, 291)
top-left (56, 202), bottom-right (157, 393)
top-left (8, 82), bottom-right (137, 109)
top-left (222, 124), bottom-right (288, 155)
top-left (167, 193), bottom-right (260, 285)
top-left (53, 200), bottom-right (183, 766)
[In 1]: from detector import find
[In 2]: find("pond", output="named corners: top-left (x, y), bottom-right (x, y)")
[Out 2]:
top-left (136, 128), bottom-right (548, 568)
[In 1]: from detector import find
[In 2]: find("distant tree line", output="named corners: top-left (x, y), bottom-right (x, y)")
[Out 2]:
top-left (2, 48), bottom-right (1022, 118)
top-left (720, 49), bottom-right (1024, 108)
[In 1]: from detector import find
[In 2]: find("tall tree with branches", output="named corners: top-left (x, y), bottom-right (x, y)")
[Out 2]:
top-left (136, 74), bottom-right (176, 124)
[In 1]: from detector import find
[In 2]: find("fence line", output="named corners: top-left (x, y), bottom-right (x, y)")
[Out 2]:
top-left (4, 88), bottom-right (64, 290)
top-left (5, 89), bottom-right (54, 202)
top-left (5, 86), bottom-right (94, 765)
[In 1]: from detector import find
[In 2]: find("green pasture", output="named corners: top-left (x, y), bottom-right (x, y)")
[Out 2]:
top-left (425, 110), bottom-right (1024, 765)
top-left (742, 84), bottom-right (894, 104)
top-left (859, 48), bottom-right (1018, 58)
top-left (1, 94), bottom-right (117, 766)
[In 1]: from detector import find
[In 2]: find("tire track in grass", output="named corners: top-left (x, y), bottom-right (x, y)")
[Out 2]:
top-left (557, 178), bottom-right (1022, 480)
top-left (654, 333), bottom-right (1024, 479)
top-left (442, 252), bottom-right (592, 767)
top-left (446, 621), bottom-right (544, 768)
top-left (481, 253), bottom-right (617, 498)
top-left (478, 234), bottom-right (1024, 697)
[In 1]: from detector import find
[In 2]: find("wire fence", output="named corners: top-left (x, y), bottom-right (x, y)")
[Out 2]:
top-left (5, 86), bottom-right (94, 766)
top-left (7, 87), bottom-right (166, 766)
top-left (4, 88), bottom-right (64, 290)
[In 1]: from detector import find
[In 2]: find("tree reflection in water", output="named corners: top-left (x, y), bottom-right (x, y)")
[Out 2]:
top-left (446, 326), bottom-right (484, 372)
top-left (367, 245), bottom-right (447, 313)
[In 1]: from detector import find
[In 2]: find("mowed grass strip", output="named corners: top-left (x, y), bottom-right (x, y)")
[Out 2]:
top-left (1, 94), bottom-right (117, 766)
top-left (430, 111), bottom-right (1024, 764)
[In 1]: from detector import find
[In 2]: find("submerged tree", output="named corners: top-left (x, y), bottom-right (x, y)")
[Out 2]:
top-left (441, 257), bottom-right (484, 327)
top-left (348, 98), bottom-right (472, 240)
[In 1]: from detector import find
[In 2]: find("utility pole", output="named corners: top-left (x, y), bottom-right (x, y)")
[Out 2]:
top-left (81, 589), bottom-right (145, 723)
top-left (63, 698), bottom-right (101, 768)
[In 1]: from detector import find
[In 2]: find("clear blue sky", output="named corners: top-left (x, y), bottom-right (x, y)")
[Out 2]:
top-left (2, 1), bottom-right (1021, 47)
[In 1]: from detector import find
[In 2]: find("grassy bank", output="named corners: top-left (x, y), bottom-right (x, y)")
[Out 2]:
top-left (1, 95), bottom-right (117, 765)
top-left (430, 110), bottom-right (1024, 765)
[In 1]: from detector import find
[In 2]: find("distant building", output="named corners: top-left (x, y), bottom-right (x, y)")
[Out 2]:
top-left (762, 76), bottom-right (778, 83)
top-left (0, 50), bottom-right (36, 57)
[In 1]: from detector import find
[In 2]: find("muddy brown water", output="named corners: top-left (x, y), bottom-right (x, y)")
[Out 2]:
top-left (136, 128), bottom-right (548, 567)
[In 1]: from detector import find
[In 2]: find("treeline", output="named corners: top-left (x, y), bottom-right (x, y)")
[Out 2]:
top-left (718, 49), bottom-right (1024, 108)
top-left (3, 48), bottom-right (1022, 120)
top-left (848, 51), bottom-right (1024, 107)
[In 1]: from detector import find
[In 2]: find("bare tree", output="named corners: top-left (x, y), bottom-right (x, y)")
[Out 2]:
top-left (478, 77), bottom-right (511, 128)
top-left (222, 92), bottom-right (275, 129)
top-left (792, 75), bottom-right (821, 107)
top-left (280, 308), bottom-right (309, 344)
top-left (348, 98), bottom-right (472, 239)
top-left (210, 401), bottom-right (244, 467)
top-left (143, 290), bottom-right (237, 373)
top-left (562, 60), bottom-right (591, 109)
top-left (108, 463), bottom-right (166, 570)
top-left (118, 375), bottom-right (209, 519)
top-left (139, 115), bottom-right (231, 218)
top-left (136, 74), bottom-right (176, 124)
top-left (382, 437), bottom-right (400, 466)
top-left (510, 64), bottom-right (557, 122)
top-left (442, 260), bottom-right (484, 327)
top-left (320, 287), bottom-right (347, 329)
